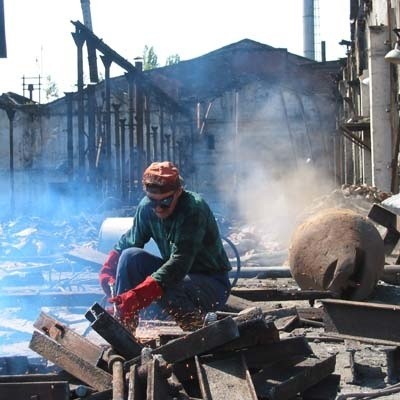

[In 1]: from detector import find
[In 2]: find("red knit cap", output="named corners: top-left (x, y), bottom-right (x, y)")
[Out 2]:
top-left (142, 161), bottom-right (181, 194)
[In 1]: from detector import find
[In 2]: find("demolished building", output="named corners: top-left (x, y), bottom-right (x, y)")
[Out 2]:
top-left (0, 20), bottom-right (341, 218)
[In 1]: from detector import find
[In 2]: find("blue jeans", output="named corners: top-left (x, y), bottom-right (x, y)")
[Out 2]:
top-left (115, 247), bottom-right (231, 323)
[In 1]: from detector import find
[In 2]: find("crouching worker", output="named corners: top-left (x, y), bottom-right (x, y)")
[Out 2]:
top-left (99, 161), bottom-right (232, 330)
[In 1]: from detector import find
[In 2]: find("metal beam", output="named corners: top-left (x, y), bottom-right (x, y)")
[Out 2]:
top-left (29, 331), bottom-right (112, 392)
top-left (85, 302), bottom-right (143, 360)
top-left (195, 353), bottom-right (257, 400)
top-left (252, 355), bottom-right (336, 400)
top-left (322, 298), bottom-right (400, 345)
top-left (33, 311), bottom-right (103, 366)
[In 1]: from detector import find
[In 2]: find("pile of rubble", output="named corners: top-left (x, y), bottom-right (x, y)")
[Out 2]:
top-left (5, 299), bottom-right (341, 400)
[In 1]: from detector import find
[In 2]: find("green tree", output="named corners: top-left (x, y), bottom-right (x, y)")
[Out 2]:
top-left (44, 75), bottom-right (59, 101)
top-left (165, 54), bottom-right (181, 66)
top-left (143, 45), bottom-right (159, 70)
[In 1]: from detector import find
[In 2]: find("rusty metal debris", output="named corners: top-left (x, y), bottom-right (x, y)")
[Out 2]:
top-left (322, 298), bottom-right (400, 345)
top-left (0, 303), bottom-right (343, 399)
top-left (289, 208), bottom-right (385, 300)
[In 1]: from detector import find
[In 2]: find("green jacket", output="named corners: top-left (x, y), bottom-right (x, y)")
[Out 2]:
top-left (115, 190), bottom-right (231, 287)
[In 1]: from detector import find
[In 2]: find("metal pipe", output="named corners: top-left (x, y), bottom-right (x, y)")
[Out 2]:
top-left (109, 354), bottom-right (125, 400)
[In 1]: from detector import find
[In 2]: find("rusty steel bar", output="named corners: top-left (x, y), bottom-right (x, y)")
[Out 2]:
top-left (125, 316), bottom-right (239, 368)
top-left (195, 353), bottom-right (257, 400)
top-left (322, 298), bottom-right (400, 344)
top-left (33, 311), bottom-right (103, 366)
top-left (85, 302), bottom-right (143, 359)
top-left (252, 354), bottom-right (336, 400)
top-left (108, 353), bottom-right (125, 400)
top-left (127, 364), bottom-right (144, 400)
top-left (29, 331), bottom-right (112, 392)
top-left (231, 287), bottom-right (335, 302)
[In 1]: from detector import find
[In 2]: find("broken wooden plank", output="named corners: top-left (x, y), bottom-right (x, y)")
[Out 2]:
top-left (252, 354), bottom-right (336, 400)
top-left (0, 381), bottom-right (70, 399)
top-left (29, 331), bottom-right (112, 392)
top-left (33, 311), bottom-right (103, 366)
top-left (127, 364), bottom-right (145, 400)
top-left (195, 353), bottom-right (257, 400)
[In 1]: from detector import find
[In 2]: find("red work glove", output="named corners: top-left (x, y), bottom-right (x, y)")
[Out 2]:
top-left (109, 276), bottom-right (163, 322)
top-left (99, 249), bottom-right (120, 296)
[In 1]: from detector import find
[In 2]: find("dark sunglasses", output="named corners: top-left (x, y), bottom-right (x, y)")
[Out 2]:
top-left (147, 193), bottom-right (175, 209)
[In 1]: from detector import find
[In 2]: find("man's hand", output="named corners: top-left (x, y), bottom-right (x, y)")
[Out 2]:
top-left (99, 249), bottom-right (120, 296)
top-left (109, 276), bottom-right (163, 322)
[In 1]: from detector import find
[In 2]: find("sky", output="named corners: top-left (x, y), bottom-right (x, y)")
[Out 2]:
top-left (0, 0), bottom-right (350, 100)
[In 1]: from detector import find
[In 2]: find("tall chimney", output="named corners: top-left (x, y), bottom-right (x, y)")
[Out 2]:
top-left (303, 0), bottom-right (315, 60)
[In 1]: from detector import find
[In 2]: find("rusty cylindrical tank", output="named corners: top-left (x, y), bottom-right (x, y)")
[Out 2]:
top-left (289, 208), bottom-right (385, 300)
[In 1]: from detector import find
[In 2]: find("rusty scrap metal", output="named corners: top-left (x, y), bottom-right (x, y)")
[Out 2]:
top-left (231, 287), bottom-right (335, 302)
top-left (128, 364), bottom-right (145, 400)
top-left (146, 356), bottom-right (172, 400)
top-left (107, 351), bottom-right (125, 400)
top-left (0, 381), bottom-right (70, 399)
top-left (33, 311), bottom-right (103, 366)
top-left (195, 353), bottom-right (258, 400)
top-left (242, 336), bottom-right (313, 370)
top-left (289, 208), bottom-right (385, 301)
top-left (125, 316), bottom-right (239, 369)
top-left (368, 204), bottom-right (400, 256)
top-left (85, 302), bottom-right (143, 359)
top-left (252, 354), bottom-right (336, 400)
top-left (379, 346), bottom-right (400, 385)
top-left (216, 312), bottom-right (279, 352)
top-left (322, 298), bottom-right (400, 345)
top-left (29, 331), bottom-right (112, 392)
